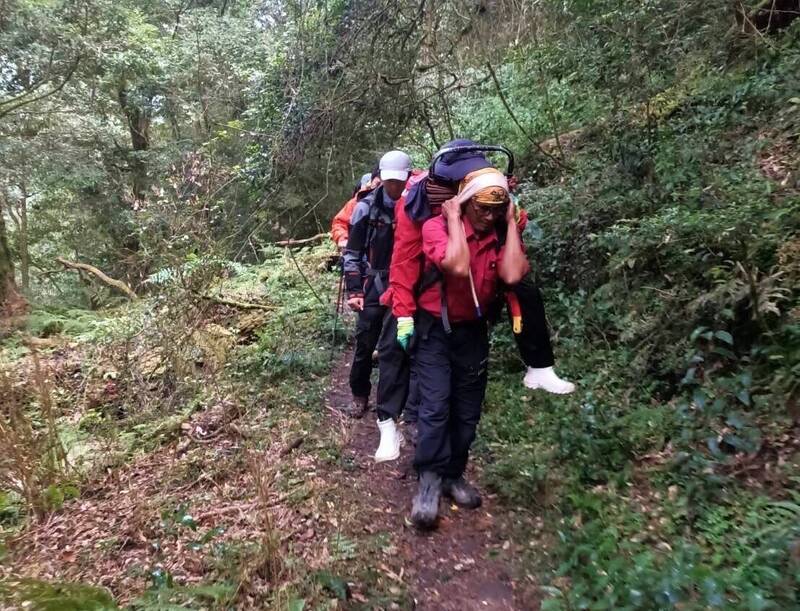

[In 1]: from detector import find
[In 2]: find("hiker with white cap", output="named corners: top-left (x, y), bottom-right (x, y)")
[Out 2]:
top-left (341, 150), bottom-right (412, 420)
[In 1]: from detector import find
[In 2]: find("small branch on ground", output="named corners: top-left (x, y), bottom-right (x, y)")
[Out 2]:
top-left (279, 435), bottom-right (304, 457)
top-left (272, 233), bottom-right (328, 247)
top-left (55, 257), bottom-right (137, 300)
top-left (196, 292), bottom-right (275, 311)
top-left (287, 246), bottom-right (326, 307)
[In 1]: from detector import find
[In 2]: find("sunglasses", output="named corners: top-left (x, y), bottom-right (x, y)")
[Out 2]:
top-left (471, 201), bottom-right (507, 217)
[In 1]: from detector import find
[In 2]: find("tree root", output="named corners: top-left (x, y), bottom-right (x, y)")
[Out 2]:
top-left (197, 292), bottom-right (275, 311)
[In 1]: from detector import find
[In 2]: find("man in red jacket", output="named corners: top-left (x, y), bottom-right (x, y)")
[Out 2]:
top-left (384, 140), bottom-right (574, 400)
top-left (410, 169), bottom-right (529, 529)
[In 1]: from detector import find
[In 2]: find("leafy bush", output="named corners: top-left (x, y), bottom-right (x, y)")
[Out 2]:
top-left (451, 2), bottom-right (800, 608)
top-left (25, 308), bottom-right (101, 338)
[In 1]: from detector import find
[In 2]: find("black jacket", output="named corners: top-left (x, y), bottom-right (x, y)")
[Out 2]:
top-left (343, 186), bottom-right (397, 305)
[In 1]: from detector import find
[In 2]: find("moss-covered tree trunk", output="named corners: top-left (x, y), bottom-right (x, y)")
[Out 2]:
top-left (0, 210), bottom-right (21, 312)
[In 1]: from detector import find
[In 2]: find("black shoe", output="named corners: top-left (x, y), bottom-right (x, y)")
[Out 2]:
top-left (342, 395), bottom-right (368, 418)
top-left (442, 477), bottom-right (482, 509)
top-left (411, 471), bottom-right (441, 530)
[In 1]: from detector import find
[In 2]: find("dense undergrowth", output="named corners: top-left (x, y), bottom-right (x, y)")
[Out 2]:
top-left (0, 247), bottom-right (357, 609)
top-left (461, 8), bottom-right (800, 610)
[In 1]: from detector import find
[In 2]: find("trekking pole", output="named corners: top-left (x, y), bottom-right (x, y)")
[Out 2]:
top-left (330, 269), bottom-right (345, 362)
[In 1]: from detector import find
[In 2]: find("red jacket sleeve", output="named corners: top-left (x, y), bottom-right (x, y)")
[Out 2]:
top-left (421, 216), bottom-right (448, 266)
top-left (386, 198), bottom-right (423, 318)
top-left (516, 207), bottom-right (528, 232)
top-left (330, 197), bottom-right (357, 245)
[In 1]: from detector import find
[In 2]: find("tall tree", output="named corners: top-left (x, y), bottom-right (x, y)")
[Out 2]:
top-left (0, 207), bottom-right (23, 314)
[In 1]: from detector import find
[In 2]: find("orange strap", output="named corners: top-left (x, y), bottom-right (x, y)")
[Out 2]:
top-left (506, 291), bottom-right (522, 334)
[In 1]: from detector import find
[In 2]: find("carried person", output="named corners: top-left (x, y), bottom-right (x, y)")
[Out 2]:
top-left (390, 140), bottom-right (574, 396)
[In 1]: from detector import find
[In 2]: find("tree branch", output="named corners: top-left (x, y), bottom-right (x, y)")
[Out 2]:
top-left (272, 232), bottom-right (328, 247)
top-left (0, 56), bottom-right (81, 120)
top-left (55, 257), bottom-right (137, 300)
top-left (195, 292), bottom-right (275, 311)
top-left (485, 62), bottom-right (574, 171)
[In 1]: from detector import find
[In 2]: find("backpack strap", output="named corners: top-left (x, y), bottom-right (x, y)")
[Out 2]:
top-left (416, 264), bottom-right (442, 296)
top-left (439, 275), bottom-right (451, 334)
top-left (366, 268), bottom-right (387, 295)
top-left (363, 187), bottom-right (383, 256)
top-left (414, 219), bottom-right (506, 334)
top-left (415, 264), bottom-right (450, 334)
top-left (361, 187), bottom-right (395, 297)
top-left (364, 187), bottom-right (396, 251)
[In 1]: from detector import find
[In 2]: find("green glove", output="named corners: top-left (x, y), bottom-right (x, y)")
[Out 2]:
top-left (396, 316), bottom-right (414, 351)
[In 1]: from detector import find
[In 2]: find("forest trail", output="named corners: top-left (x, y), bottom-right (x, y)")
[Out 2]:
top-left (323, 348), bottom-right (539, 610)
top-left (2, 332), bottom-right (540, 610)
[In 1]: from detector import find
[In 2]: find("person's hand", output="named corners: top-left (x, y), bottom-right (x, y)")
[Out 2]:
top-left (396, 316), bottom-right (414, 351)
top-left (337, 239), bottom-right (348, 253)
top-left (505, 197), bottom-right (516, 225)
top-left (347, 296), bottom-right (364, 311)
top-left (442, 198), bottom-right (461, 222)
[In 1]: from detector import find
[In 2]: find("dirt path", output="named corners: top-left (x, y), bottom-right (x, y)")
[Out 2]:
top-left (1, 339), bottom-right (540, 609)
top-left (324, 350), bottom-right (536, 610)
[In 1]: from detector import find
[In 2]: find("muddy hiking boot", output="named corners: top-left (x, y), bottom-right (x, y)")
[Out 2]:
top-left (342, 395), bottom-right (369, 418)
top-left (411, 471), bottom-right (441, 530)
top-left (442, 477), bottom-right (482, 509)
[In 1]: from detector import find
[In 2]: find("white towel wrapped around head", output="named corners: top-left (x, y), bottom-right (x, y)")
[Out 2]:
top-left (453, 169), bottom-right (509, 206)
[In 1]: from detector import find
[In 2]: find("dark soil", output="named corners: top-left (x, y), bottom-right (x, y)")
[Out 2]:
top-left (324, 350), bottom-right (538, 610)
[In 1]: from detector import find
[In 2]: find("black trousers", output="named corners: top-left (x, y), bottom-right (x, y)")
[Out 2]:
top-left (373, 273), bottom-right (552, 417)
top-left (376, 312), bottom-right (411, 421)
top-left (349, 304), bottom-right (386, 398)
top-left (511, 274), bottom-right (555, 368)
top-left (413, 313), bottom-right (489, 479)
top-left (405, 365), bottom-right (419, 424)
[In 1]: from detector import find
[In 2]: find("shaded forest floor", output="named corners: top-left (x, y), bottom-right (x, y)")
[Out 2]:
top-left (1, 338), bottom-right (337, 608)
top-left (320, 348), bottom-right (542, 610)
top-left (2, 226), bottom-right (798, 609)
top-left (0, 304), bottom-right (543, 609)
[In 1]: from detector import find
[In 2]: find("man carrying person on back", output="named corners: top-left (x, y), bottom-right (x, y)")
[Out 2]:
top-left (386, 139), bottom-right (574, 399)
top-left (410, 168), bottom-right (529, 528)
top-left (342, 151), bottom-right (412, 418)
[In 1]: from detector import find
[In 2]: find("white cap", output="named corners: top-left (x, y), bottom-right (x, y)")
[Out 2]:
top-left (359, 172), bottom-right (372, 188)
top-left (379, 150), bottom-right (411, 182)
